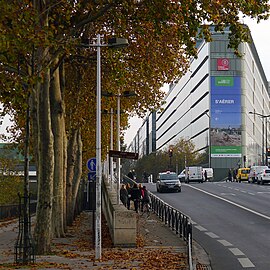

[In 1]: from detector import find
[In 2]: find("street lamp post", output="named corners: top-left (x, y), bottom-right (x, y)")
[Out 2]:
top-left (249, 111), bottom-right (270, 166)
top-left (82, 35), bottom-right (128, 260)
top-left (103, 91), bottom-right (136, 203)
top-left (204, 110), bottom-right (211, 168)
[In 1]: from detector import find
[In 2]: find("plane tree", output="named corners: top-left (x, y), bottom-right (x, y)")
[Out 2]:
top-left (0, 0), bottom-right (269, 255)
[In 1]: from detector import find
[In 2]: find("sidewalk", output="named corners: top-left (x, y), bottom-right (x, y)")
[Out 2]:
top-left (0, 211), bottom-right (211, 269)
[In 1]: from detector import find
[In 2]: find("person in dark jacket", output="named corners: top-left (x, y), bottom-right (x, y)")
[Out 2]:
top-left (126, 183), bottom-right (131, 210)
top-left (130, 183), bottom-right (141, 213)
top-left (141, 186), bottom-right (151, 212)
top-left (120, 184), bottom-right (128, 207)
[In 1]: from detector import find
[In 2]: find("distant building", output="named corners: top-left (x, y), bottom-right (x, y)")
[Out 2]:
top-left (127, 26), bottom-right (270, 180)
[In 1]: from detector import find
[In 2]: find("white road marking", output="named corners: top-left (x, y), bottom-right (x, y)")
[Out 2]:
top-left (229, 248), bottom-right (245, 256)
top-left (220, 193), bottom-right (235, 196)
top-left (257, 191), bottom-right (270, 194)
top-left (238, 258), bottom-right (255, 268)
top-left (186, 184), bottom-right (270, 221)
top-left (195, 225), bottom-right (207, 231)
top-left (248, 192), bottom-right (255, 195)
top-left (205, 232), bottom-right (219, 238)
top-left (217, 239), bottom-right (233, 246)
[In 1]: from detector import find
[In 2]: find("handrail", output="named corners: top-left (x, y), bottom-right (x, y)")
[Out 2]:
top-left (123, 175), bottom-right (193, 269)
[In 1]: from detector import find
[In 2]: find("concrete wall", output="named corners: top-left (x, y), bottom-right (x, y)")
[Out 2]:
top-left (102, 179), bottom-right (137, 247)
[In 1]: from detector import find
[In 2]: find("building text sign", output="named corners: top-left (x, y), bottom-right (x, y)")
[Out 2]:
top-left (217, 58), bottom-right (229, 71)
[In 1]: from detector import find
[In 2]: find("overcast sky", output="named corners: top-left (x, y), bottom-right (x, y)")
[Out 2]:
top-left (124, 18), bottom-right (270, 146)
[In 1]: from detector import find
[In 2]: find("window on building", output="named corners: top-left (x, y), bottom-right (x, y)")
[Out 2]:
top-left (253, 122), bottom-right (255, 136)
top-left (252, 60), bottom-right (254, 73)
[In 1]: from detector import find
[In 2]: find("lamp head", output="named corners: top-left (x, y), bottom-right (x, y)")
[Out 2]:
top-left (108, 37), bottom-right (129, 48)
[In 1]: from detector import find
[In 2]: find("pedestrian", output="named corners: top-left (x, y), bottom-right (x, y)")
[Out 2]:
top-left (204, 170), bottom-right (208, 181)
top-left (130, 183), bottom-right (141, 213)
top-left (127, 170), bottom-right (134, 180)
top-left (126, 183), bottom-right (131, 210)
top-left (227, 169), bottom-right (232, 182)
top-left (120, 184), bottom-right (128, 207)
top-left (233, 169), bottom-right (237, 182)
top-left (141, 186), bottom-right (151, 212)
top-left (138, 183), bottom-right (144, 210)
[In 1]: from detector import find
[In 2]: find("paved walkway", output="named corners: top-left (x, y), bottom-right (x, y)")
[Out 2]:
top-left (0, 211), bottom-right (212, 269)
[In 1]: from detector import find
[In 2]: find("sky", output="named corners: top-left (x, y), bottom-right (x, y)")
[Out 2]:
top-left (124, 17), bottom-right (270, 146)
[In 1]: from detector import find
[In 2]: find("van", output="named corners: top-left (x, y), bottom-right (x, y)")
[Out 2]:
top-left (185, 166), bottom-right (203, 183)
top-left (248, 166), bottom-right (269, 183)
top-left (236, 168), bottom-right (250, 182)
top-left (203, 168), bottom-right (213, 181)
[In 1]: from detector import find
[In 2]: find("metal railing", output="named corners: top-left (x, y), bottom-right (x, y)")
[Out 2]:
top-left (150, 193), bottom-right (192, 244)
top-left (123, 175), bottom-right (193, 269)
top-left (0, 201), bottom-right (37, 221)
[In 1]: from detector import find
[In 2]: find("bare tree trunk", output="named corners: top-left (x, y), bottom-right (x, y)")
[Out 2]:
top-left (60, 61), bottom-right (67, 232)
top-left (71, 128), bottom-right (82, 217)
top-left (50, 60), bottom-right (65, 238)
top-left (66, 129), bottom-right (77, 225)
top-left (34, 67), bottom-right (54, 254)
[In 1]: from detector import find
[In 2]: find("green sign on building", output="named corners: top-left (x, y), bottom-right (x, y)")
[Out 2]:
top-left (215, 76), bottom-right (234, 87)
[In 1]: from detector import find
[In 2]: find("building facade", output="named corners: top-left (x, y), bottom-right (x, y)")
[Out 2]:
top-left (128, 27), bottom-right (270, 180)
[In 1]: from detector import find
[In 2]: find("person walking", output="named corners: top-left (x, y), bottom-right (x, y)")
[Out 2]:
top-left (141, 186), bottom-right (151, 214)
top-left (120, 184), bottom-right (128, 207)
top-left (227, 169), bottom-right (232, 182)
top-left (130, 183), bottom-right (141, 213)
top-left (204, 170), bottom-right (208, 181)
top-left (126, 183), bottom-right (131, 210)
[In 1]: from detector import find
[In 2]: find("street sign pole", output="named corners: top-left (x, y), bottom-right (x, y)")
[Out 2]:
top-left (96, 34), bottom-right (102, 260)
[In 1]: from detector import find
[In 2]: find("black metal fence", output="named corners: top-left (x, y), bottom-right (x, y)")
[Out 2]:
top-left (0, 202), bottom-right (37, 221)
top-left (149, 193), bottom-right (192, 244)
top-left (123, 175), bottom-right (192, 244)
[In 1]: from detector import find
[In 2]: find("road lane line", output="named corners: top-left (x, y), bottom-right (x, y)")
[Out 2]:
top-left (238, 258), bottom-right (255, 268)
top-left (205, 232), bottom-right (219, 238)
top-left (217, 239), bottom-right (233, 246)
top-left (229, 248), bottom-right (245, 256)
top-left (195, 225), bottom-right (207, 231)
top-left (186, 184), bottom-right (270, 221)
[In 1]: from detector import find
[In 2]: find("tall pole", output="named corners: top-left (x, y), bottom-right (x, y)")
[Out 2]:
top-left (265, 119), bottom-right (268, 166)
top-left (110, 108), bottom-right (114, 188)
top-left (95, 34), bottom-right (102, 260)
top-left (262, 119), bottom-right (265, 165)
top-left (117, 91), bottom-right (121, 204)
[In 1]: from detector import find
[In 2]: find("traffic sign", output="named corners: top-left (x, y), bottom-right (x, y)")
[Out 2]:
top-left (109, 150), bottom-right (138, 160)
top-left (87, 157), bottom-right (96, 172)
top-left (88, 172), bottom-right (96, 181)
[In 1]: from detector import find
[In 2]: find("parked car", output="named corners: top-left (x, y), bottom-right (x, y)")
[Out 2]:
top-left (257, 168), bottom-right (270, 185)
top-left (248, 166), bottom-right (268, 183)
top-left (236, 168), bottom-right (250, 182)
top-left (156, 171), bottom-right (181, 193)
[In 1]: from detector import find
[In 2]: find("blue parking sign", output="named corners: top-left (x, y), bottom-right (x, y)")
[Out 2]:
top-left (87, 158), bottom-right (96, 172)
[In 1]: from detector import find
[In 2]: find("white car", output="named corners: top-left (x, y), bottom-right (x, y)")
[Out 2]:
top-left (178, 170), bottom-right (185, 182)
top-left (257, 169), bottom-right (270, 185)
top-left (156, 171), bottom-right (181, 193)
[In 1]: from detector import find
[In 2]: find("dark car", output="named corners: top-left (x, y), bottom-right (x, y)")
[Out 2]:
top-left (156, 171), bottom-right (181, 193)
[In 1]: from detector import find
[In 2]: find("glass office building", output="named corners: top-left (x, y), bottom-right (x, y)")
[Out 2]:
top-left (128, 27), bottom-right (270, 180)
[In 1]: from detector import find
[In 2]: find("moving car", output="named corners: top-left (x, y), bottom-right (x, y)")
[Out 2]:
top-left (156, 171), bottom-right (181, 193)
top-left (236, 168), bottom-right (250, 182)
top-left (257, 168), bottom-right (270, 185)
top-left (248, 166), bottom-right (268, 183)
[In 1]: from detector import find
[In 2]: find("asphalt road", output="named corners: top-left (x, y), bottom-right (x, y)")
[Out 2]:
top-left (146, 181), bottom-right (270, 270)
